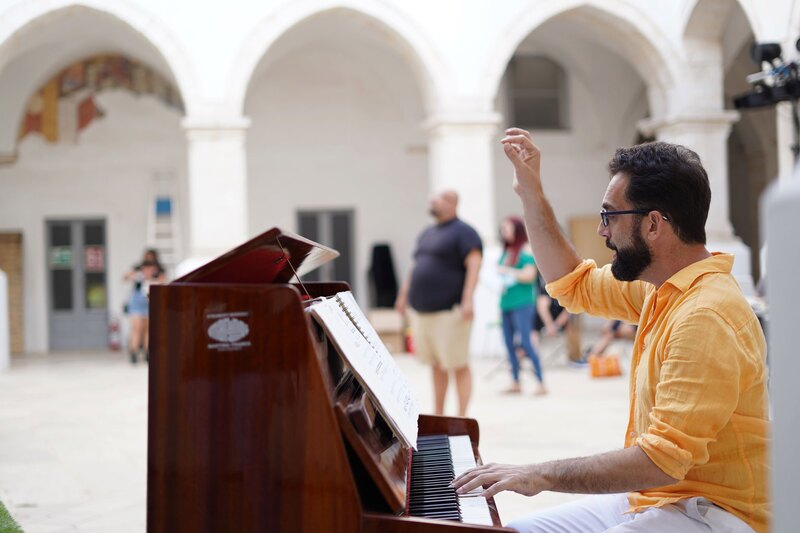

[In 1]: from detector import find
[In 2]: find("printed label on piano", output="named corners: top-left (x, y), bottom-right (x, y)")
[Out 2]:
top-left (205, 311), bottom-right (253, 351)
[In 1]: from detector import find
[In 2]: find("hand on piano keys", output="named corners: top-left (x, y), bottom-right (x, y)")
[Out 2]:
top-left (451, 459), bottom-right (544, 499)
top-left (407, 435), bottom-right (494, 525)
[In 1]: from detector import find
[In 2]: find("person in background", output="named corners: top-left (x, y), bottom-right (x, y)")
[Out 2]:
top-left (529, 279), bottom-right (584, 366)
top-left (498, 216), bottom-right (546, 395)
top-left (533, 283), bottom-right (569, 340)
top-left (395, 190), bottom-right (482, 417)
top-left (124, 249), bottom-right (166, 364)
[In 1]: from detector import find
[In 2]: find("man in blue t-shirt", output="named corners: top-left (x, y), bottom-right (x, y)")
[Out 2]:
top-left (395, 190), bottom-right (483, 416)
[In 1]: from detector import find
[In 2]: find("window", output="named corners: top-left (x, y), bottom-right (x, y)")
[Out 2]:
top-left (507, 55), bottom-right (569, 130)
top-left (49, 223), bottom-right (73, 311)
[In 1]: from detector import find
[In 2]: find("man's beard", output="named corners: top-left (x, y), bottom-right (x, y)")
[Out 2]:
top-left (607, 230), bottom-right (652, 282)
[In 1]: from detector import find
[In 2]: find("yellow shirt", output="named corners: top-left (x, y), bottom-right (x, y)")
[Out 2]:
top-left (547, 253), bottom-right (770, 532)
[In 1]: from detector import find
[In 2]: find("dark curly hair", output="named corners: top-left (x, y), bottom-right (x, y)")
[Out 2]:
top-left (608, 142), bottom-right (710, 245)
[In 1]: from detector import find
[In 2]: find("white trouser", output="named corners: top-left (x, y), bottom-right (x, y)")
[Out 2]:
top-left (506, 493), bottom-right (757, 533)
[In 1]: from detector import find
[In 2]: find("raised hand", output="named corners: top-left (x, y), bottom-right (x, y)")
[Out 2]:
top-left (500, 128), bottom-right (542, 195)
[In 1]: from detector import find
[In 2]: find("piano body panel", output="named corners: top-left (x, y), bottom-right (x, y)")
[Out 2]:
top-left (418, 414), bottom-right (480, 445)
top-left (362, 513), bottom-right (516, 532)
top-left (174, 228), bottom-right (339, 284)
top-left (335, 403), bottom-right (407, 513)
top-left (147, 283), bottom-right (362, 533)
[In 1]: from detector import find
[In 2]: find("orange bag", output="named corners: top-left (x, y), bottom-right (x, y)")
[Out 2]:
top-left (588, 354), bottom-right (622, 378)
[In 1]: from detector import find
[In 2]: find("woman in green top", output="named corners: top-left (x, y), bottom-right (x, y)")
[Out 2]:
top-left (498, 216), bottom-right (546, 395)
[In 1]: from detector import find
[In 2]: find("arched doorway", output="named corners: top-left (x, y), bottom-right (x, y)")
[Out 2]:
top-left (242, 8), bottom-right (432, 301)
top-left (0, 6), bottom-right (188, 352)
top-left (489, 5), bottom-right (673, 264)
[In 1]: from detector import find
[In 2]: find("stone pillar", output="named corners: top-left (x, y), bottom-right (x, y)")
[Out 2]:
top-left (642, 112), bottom-right (738, 241)
top-left (640, 111), bottom-right (755, 292)
top-left (180, 117), bottom-right (251, 274)
top-left (764, 177), bottom-right (800, 533)
top-left (425, 112), bottom-right (501, 242)
top-left (776, 101), bottom-right (797, 181)
top-left (425, 112), bottom-right (502, 358)
top-left (0, 269), bottom-right (8, 372)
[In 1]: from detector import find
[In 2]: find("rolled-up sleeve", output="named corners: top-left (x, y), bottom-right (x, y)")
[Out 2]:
top-left (636, 307), bottom-right (741, 480)
top-left (545, 259), bottom-right (648, 324)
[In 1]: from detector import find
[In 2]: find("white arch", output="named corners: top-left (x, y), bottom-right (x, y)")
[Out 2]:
top-left (480, 0), bottom-right (682, 116)
top-left (227, 0), bottom-right (450, 115)
top-left (681, 0), bottom-right (762, 42)
top-left (0, 0), bottom-right (199, 114)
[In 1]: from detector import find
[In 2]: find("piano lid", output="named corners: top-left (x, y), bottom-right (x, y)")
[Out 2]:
top-left (174, 227), bottom-right (339, 284)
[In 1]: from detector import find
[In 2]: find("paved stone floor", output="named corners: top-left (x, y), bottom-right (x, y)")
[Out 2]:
top-left (0, 340), bottom-right (632, 532)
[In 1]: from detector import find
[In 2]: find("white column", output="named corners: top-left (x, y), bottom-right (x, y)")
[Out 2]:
top-left (776, 101), bottom-right (796, 181)
top-left (425, 112), bottom-right (501, 358)
top-left (639, 112), bottom-right (754, 292)
top-left (0, 269), bottom-right (9, 372)
top-left (652, 38), bottom-right (755, 289)
top-left (181, 116), bottom-right (251, 273)
top-left (764, 177), bottom-right (800, 533)
top-left (645, 112), bottom-right (738, 242)
top-left (425, 112), bottom-right (501, 242)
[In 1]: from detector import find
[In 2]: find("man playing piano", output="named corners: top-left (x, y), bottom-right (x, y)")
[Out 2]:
top-left (453, 129), bottom-right (769, 533)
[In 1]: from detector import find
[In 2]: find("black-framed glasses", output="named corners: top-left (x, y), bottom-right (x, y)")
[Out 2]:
top-left (600, 209), bottom-right (668, 227)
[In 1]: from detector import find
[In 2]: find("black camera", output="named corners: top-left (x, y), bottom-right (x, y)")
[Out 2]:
top-left (734, 40), bottom-right (800, 109)
top-left (734, 39), bottom-right (800, 159)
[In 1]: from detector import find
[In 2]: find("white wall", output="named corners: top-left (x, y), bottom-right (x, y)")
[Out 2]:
top-left (245, 13), bottom-right (429, 303)
top-left (493, 21), bottom-right (648, 233)
top-left (0, 91), bottom-right (186, 352)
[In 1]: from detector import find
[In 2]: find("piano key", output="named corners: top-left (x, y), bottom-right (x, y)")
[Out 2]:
top-left (410, 499), bottom-right (458, 508)
top-left (410, 501), bottom-right (459, 509)
top-left (406, 434), bottom-right (494, 526)
top-left (408, 490), bottom-right (457, 498)
top-left (416, 513), bottom-right (461, 521)
top-left (407, 437), bottom-right (460, 521)
top-left (416, 511), bottom-right (461, 518)
top-left (408, 488), bottom-right (457, 497)
top-left (448, 435), bottom-right (493, 526)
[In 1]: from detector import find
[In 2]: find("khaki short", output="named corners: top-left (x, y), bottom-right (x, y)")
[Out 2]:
top-left (409, 306), bottom-right (472, 371)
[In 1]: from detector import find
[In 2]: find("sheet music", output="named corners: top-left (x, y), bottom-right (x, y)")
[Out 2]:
top-left (307, 292), bottom-right (419, 448)
top-left (334, 292), bottom-right (419, 420)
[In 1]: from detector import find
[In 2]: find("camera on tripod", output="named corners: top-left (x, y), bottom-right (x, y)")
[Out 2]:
top-left (734, 40), bottom-right (800, 109)
top-left (735, 39), bottom-right (800, 160)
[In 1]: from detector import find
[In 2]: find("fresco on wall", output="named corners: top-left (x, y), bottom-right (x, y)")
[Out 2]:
top-left (18, 54), bottom-right (184, 143)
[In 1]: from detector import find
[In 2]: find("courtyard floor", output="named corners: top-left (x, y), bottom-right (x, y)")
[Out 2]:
top-left (0, 338), bottom-right (632, 532)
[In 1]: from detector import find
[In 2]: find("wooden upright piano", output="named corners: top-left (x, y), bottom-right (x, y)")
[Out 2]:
top-left (147, 228), bottom-right (512, 532)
